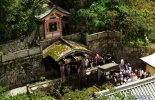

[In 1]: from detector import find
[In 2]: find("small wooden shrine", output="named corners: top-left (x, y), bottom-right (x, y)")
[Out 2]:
top-left (36, 5), bottom-right (70, 39)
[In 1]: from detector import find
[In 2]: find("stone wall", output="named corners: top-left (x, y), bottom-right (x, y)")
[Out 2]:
top-left (40, 38), bottom-right (59, 50)
top-left (1, 47), bottom-right (41, 62)
top-left (87, 31), bottom-right (122, 54)
top-left (115, 46), bottom-right (155, 70)
top-left (0, 47), bottom-right (45, 90)
top-left (63, 33), bottom-right (82, 43)
top-left (0, 54), bottom-right (45, 90)
top-left (0, 31), bottom-right (40, 55)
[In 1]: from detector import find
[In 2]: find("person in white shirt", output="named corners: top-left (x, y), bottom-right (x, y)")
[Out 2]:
top-left (128, 67), bottom-right (132, 73)
top-left (140, 68), bottom-right (144, 79)
top-left (85, 58), bottom-right (89, 69)
top-left (126, 76), bottom-right (132, 83)
top-left (119, 64), bottom-right (124, 72)
top-left (143, 70), bottom-right (147, 78)
top-left (120, 58), bottom-right (124, 66)
top-left (132, 73), bottom-right (138, 81)
top-left (128, 63), bottom-right (132, 72)
top-left (125, 69), bottom-right (130, 76)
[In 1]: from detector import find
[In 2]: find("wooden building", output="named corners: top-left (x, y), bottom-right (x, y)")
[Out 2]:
top-left (42, 37), bottom-right (93, 88)
top-left (36, 4), bottom-right (70, 39)
top-left (140, 53), bottom-right (155, 76)
top-left (36, 4), bottom-right (97, 89)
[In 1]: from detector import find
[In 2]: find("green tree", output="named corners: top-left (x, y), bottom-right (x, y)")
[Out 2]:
top-left (0, 0), bottom-right (46, 42)
top-left (74, 0), bottom-right (150, 45)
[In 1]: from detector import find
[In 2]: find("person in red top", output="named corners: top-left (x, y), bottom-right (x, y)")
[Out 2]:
top-left (94, 53), bottom-right (100, 66)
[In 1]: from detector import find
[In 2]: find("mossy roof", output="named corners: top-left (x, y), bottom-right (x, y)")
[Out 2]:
top-left (43, 39), bottom-right (90, 61)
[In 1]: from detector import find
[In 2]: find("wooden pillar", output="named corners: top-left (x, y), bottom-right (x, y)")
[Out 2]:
top-left (81, 58), bottom-right (85, 89)
top-left (81, 58), bottom-right (85, 77)
top-left (61, 65), bottom-right (65, 82)
top-left (60, 17), bottom-right (62, 36)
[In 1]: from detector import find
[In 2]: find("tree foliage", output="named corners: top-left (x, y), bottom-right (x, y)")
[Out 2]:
top-left (0, 85), bottom-right (136, 100)
top-left (0, 0), bottom-right (47, 42)
top-left (66, 0), bottom-right (153, 46)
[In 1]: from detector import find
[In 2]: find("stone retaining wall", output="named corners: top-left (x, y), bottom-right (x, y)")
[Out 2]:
top-left (0, 54), bottom-right (45, 90)
top-left (0, 31), bottom-right (40, 55)
top-left (115, 46), bottom-right (155, 70)
top-left (1, 47), bottom-right (41, 62)
top-left (87, 31), bottom-right (122, 54)
top-left (0, 47), bottom-right (45, 90)
top-left (63, 33), bottom-right (82, 43)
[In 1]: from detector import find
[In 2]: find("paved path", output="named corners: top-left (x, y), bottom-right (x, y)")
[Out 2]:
top-left (4, 86), bottom-right (27, 96)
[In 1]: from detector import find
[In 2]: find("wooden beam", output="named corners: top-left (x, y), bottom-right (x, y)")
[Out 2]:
top-left (58, 55), bottom-right (88, 65)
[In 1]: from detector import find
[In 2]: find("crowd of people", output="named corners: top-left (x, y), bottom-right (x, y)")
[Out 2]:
top-left (65, 51), bottom-right (115, 76)
top-left (65, 51), bottom-right (151, 86)
top-left (111, 59), bottom-right (151, 86)
top-left (89, 51), bottom-right (152, 86)
top-left (84, 51), bottom-right (115, 68)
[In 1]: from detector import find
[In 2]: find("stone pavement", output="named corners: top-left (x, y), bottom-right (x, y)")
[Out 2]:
top-left (4, 86), bottom-right (27, 96)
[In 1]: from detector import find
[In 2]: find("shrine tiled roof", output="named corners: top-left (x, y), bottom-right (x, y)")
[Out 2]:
top-left (43, 38), bottom-right (90, 61)
top-left (36, 4), bottom-right (71, 20)
top-left (98, 76), bottom-right (155, 99)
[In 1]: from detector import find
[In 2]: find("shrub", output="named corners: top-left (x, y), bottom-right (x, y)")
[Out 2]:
top-left (148, 33), bottom-right (155, 43)
top-left (129, 41), bottom-right (134, 46)
top-left (135, 39), bottom-right (145, 46)
top-left (0, 52), bottom-right (3, 56)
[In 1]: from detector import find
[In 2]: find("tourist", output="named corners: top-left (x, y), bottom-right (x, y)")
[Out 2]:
top-left (117, 72), bottom-right (123, 85)
top-left (106, 52), bottom-right (112, 63)
top-left (84, 58), bottom-right (89, 69)
top-left (146, 72), bottom-right (151, 77)
top-left (132, 73), bottom-right (138, 81)
top-left (65, 64), bottom-right (70, 75)
top-left (119, 64), bottom-right (124, 72)
top-left (101, 51), bottom-right (106, 60)
top-left (130, 72), bottom-right (134, 81)
top-left (89, 56), bottom-right (94, 68)
top-left (134, 69), bottom-right (138, 75)
top-left (93, 53), bottom-right (100, 66)
top-left (120, 58), bottom-right (124, 67)
top-left (128, 63), bottom-right (132, 72)
top-left (124, 60), bottom-right (128, 70)
top-left (143, 70), bottom-right (147, 78)
top-left (139, 68), bottom-right (144, 79)
top-left (98, 56), bottom-right (104, 66)
top-left (126, 76), bottom-right (132, 83)
top-left (120, 72), bottom-right (124, 83)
